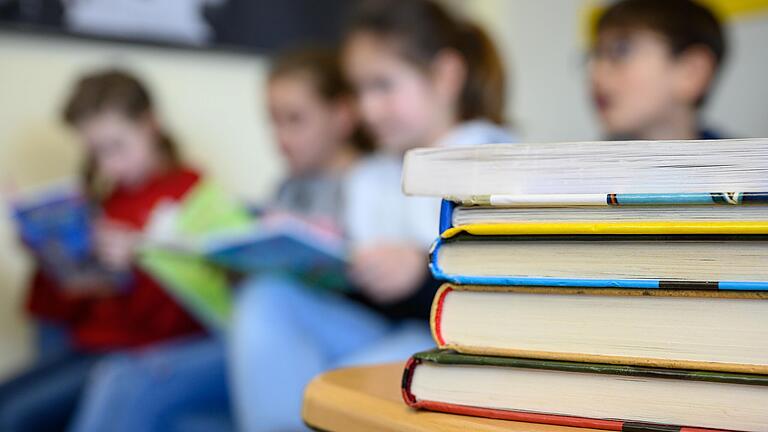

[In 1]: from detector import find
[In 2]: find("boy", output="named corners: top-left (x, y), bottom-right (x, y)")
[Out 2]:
top-left (590, 0), bottom-right (726, 140)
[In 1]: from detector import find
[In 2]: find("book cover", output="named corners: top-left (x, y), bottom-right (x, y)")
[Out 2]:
top-left (10, 181), bottom-right (126, 288)
top-left (139, 180), bottom-right (253, 330)
top-left (201, 222), bottom-right (349, 291)
top-left (440, 221), bottom-right (768, 238)
top-left (442, 200), bottom-right (768, 235)
top-left (439, 199), bottom-right (456, 235)
top-left (402, 349), bottom-right (768, 432)
top-left (139, 249), bottom-right (232, 331)
top-left (430, 229), bottom-right (768, 291)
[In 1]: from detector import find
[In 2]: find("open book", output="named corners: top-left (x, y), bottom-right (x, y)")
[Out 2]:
top-left (140, 181), bottom-right (349, 330)
top-left (148, 212), bottom-right (349, 290)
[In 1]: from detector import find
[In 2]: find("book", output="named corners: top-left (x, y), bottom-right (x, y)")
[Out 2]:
top-left (139, 180), bottom-right (253, 330)
top-left (430, 229), bottom-right (768, 290)
top-left (450, 192), bottom-right (768, 207)
top-left (402, 139), bottom-right (768, 199)
top-left (147, 212), bottom-right (349, 290)
top-left (10, 180), bottom-right (126, 289)
top-left (140, 248), bottom-right (233, 331)
top-left (440, 200), bottom-right (768, 234)
top-left (430, 283), bottom-right (768, 374)
top-left (141, 181), bottom-right (352, 329)
top-left (402, 349), bottom-right (768, 432)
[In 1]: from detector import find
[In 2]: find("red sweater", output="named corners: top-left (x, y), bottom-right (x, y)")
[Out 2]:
top-left (26, 167), bottom-right (204, 351)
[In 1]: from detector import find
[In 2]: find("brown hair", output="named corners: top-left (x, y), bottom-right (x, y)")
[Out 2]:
top-left (269, 48), bottom-right (374, 153)
top-left (346, 0), bottom-right (507, 125)
top-left (63, 69), bottom-right (181, 201)
top-left (595, 0), bottom-right (726, 106)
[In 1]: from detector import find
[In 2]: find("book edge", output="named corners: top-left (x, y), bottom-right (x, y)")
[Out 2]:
top-left (441, 283), bottom-right (768, 299)
top-left (440, 344), bottom-right (768, 375)
top-left (413, 350), bottom-right (768, 384)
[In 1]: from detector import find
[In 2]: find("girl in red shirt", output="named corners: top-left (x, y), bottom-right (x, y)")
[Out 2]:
top-left (0, 69), bottom-right (204, 431)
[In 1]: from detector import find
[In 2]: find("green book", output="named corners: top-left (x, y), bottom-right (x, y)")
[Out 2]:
top-left (139, 180), bottom-right (252, 331)
top-left (140, 180), bottom-right (351, 330)
top-left (402, 349), bottom-right (768, 431)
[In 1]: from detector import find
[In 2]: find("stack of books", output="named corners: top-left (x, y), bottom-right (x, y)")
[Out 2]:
top-left (399, 139), bottom-right (768, 432)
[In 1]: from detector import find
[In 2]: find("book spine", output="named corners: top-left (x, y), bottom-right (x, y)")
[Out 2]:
top-left (401, 355), bottom-right (420, 407)
top-left (429, 284), bottom-right (452, 348)
top-left (427, 238), bottom-right (448, 282)
top-left (438, 199), bottom-right (455, 235)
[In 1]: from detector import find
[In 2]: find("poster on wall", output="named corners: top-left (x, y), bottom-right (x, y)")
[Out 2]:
top-left (0, 0), bottom-right (352, 53)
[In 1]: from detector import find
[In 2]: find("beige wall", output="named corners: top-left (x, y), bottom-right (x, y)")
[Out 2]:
top-left (463, 0), bottom-right (768, 141)
top-left (0, 33), bottom-right (283, 377)
top-left (1, 1), bottom-right (767, 378)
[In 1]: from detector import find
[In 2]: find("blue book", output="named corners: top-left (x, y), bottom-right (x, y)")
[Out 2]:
top-left (204, 223), bottom-right (348, 290)
top-left (147, 212), bottom-right (349, 292)
top-left (11, 182), bottom-right (126, 289)
top-left (429, 230), bottom-right (768, 291)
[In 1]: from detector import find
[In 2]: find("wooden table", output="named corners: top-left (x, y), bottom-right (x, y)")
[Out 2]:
top-left (302, 362), bottom-right (604, 432)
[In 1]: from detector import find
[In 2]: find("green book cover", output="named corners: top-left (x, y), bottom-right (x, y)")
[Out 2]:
top-left (139, 180), bottom-right (252, 331)
top-left (412, 349), bottom-right (768, 386)
top-left (403, 349), bottom-right (768, 431)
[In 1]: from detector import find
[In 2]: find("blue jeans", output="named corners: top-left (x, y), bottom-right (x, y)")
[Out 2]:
top-left (229, 275), bottom-right (435, 432)
top-left (0, 350), bottom-right (100, 432)
top-left (70, 336), bottom-right (232, 432)
top-left (36, 320), bottom-right (75, 364)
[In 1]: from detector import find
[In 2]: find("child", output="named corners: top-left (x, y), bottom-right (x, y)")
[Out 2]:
top-left (589, 0), bottom-right (727, 140)
top-left (0, 70), bottom-right (204, 431)
top-left (66, 48), bottom-right (373, 432)
top-left (265, 49), bottom-right (373, 226)
top-left (229, 0), bottom-right (516, 430)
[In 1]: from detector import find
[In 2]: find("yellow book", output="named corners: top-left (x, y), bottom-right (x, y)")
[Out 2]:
top-left (441, 220), bottom-right (768, 238)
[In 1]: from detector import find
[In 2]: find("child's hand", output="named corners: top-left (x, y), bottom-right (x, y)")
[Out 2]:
top-left (349, 243), bottom-right (427, 304)
top-left (94, 219), bottom-right (140, 271)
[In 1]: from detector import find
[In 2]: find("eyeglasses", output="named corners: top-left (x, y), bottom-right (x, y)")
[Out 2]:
top-left (586, 33), bottom-right (672, 66)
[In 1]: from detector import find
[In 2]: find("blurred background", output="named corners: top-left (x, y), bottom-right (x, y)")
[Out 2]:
top-left (1, 0), bottom-right (767, 379)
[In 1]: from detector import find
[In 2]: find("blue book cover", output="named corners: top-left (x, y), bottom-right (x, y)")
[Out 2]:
top-left (147, 210), bottom-right (350, 292)
top-left (11, 182), bottom-right (124, 288)
top-left (201, 218), bottom-right (349, 291)
top-left (429, 233), bottom-right (768, 291)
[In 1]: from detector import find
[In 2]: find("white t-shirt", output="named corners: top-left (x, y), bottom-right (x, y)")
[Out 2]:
top-left (344, 120), bottom-right (516, 248)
